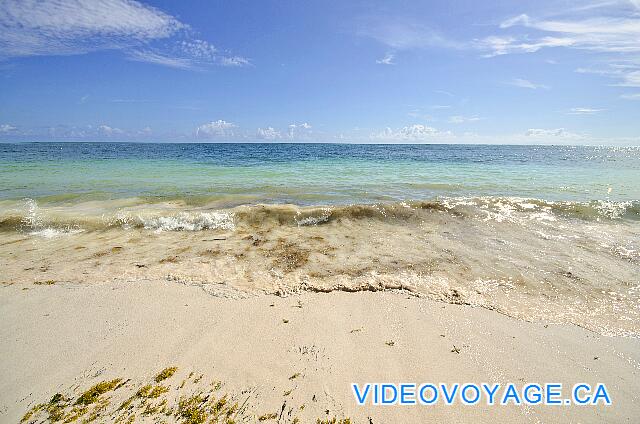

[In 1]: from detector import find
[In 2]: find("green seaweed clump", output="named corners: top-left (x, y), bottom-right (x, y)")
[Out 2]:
top-left (20, 393), bottom-right (73, 423)
top-left (76, 379), bottom-right (122, 405)
top-left (176, 393), bottom-right (239, 424)
top-left (138, 384), bottom-right (169, 399)
top-left (177, 394), bottom-right (208, 424)
top-left (20, 404), bottom-right (43, 423)
top-left (316, 418), bottom-right (352, 424)
top-left (119, 384), bottom-right (169, 411)
top-left (155, 366), bottom-right (178, 383)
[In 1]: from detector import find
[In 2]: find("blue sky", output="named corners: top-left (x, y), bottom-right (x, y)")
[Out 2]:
top-left (0, 0), bottom-right (639, 144)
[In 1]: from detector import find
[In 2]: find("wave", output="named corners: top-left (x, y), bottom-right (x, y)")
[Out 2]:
top-left (1, 197), bottom-right (639, 236)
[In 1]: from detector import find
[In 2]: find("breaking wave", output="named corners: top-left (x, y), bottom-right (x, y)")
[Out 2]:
top-left (0, 197), bottom-right (639, 235)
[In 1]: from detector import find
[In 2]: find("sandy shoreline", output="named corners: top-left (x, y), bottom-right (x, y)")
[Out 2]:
top-left (1, 279), bottom-right (638, 423)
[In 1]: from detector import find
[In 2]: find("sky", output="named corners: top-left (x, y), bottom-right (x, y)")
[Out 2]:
top-left (0, 0), bottom-right (639, 144)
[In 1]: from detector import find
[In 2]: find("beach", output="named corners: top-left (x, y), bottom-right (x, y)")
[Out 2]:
top-left (2, 0), bottom-right (639, 420)
top-left (1, 143), bottom-right (639, 422)
top-left (1, 280), bottom-right (639, 423)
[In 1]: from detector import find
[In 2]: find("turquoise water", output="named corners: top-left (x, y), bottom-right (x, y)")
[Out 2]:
top-left (1, 142), bottom-right (639, 206)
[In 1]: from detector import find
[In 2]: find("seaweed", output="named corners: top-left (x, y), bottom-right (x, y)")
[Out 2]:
top-left (155, 367), bottom-right (178, 383)
top-left (76, 379), bottom-right (122, 406)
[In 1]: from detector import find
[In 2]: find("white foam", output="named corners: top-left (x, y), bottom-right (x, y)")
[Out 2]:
top-left (141, 212), bottom-right (235, 233)
top-left (30, 227), bottom-right (84, 238)
top-left (295, 208), bottom-right (331, 226)
top-left (22, 198), bottom-right (85, 237)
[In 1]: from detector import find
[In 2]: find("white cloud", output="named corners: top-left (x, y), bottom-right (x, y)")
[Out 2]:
top-left (567, 107), bottom-right (605, 115)
top-left (0, 124), bottom-right (17, 133)
top-left (0, 0), bottom-right (249, 70)
top-left (376, 52), bottom-right (395, 65)
top-left (256, 122), bottom-right (312, 141)
top-left (507, 78), bottom-right (549, 90)
top-left (195, 120), bottom-right (236, 138)
top-left (448, 115), bottom-right (481, 124)
top-left (256, 127), bottom-right (282, 140)
top-left (287, 122), bottom-right (313, 140)
top-left (97, 124), bottom-right (123, 136)
top-left (524, 128), bottom-right (582, 139)
top-left (370, 124), bottom-right (453, 142)
top-left (139, 126), bottom-right (152, 135)
top-left (621, 92), bottom-right (640, 99)
top-left (358, 125), bottom-right (632, 145)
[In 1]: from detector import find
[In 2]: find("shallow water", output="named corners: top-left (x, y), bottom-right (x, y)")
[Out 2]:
top-left (1, 143), bottom-right (639, 337)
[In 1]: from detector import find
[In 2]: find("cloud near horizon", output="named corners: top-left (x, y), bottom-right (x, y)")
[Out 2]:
top-left (1, 120), bottom-right (638, 145)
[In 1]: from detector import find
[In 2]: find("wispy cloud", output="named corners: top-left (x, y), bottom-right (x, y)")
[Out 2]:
top-left (621, 92), bottom-right (640, 99)
top-left (365, 125), bottom-right (617, 144)
top-left (507, 78), bottom-right (549, 90)
top-left (218, 56), bottom-right (251, 67)
top-left (127, 50), bottom-right (193, 69)
top-left (0, 0), bottom-right (182, 57)
top-left (567, 107), bottom-right (605, 115)
top-left (0, 0), bottom-right (249, 70)
top-left (110, 98), bottom-right (153, 103)
top-left (524, 128), bottom-right (582, 139)
top-left (376, 52), bottom-right (395, 65)
top-left (356, 16), bottom-right (464, 50)
top-left (434, 90), bottom-right (454, 97)
top-left (18, 123), bottom-right (155, 140)
top-left (448, 115), bottom-right (481, 124)
top-left (575, 62), bottom-right (640, 87)
top-left (477, 2), bottom-right (640, 90)
top-left (480, 9), bottom-right (640, 57)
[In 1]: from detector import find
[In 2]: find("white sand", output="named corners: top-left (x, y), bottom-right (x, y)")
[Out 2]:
top-left (1, 279), bottom-right (639, 423)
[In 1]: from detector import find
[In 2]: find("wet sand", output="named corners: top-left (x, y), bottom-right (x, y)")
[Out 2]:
top-left (2, 197), bottom-right (639, 338)
top-left (1, 279), bottom-right (639, 423)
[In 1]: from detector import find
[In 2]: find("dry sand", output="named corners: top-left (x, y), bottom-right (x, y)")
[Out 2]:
top-left (1, 279), bottom-right (639, 423)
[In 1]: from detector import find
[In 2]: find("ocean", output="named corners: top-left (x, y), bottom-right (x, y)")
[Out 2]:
top-left (1, 142), bottom-right (639, 337)
top-left (2, 143), bottom-right (640, 204)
